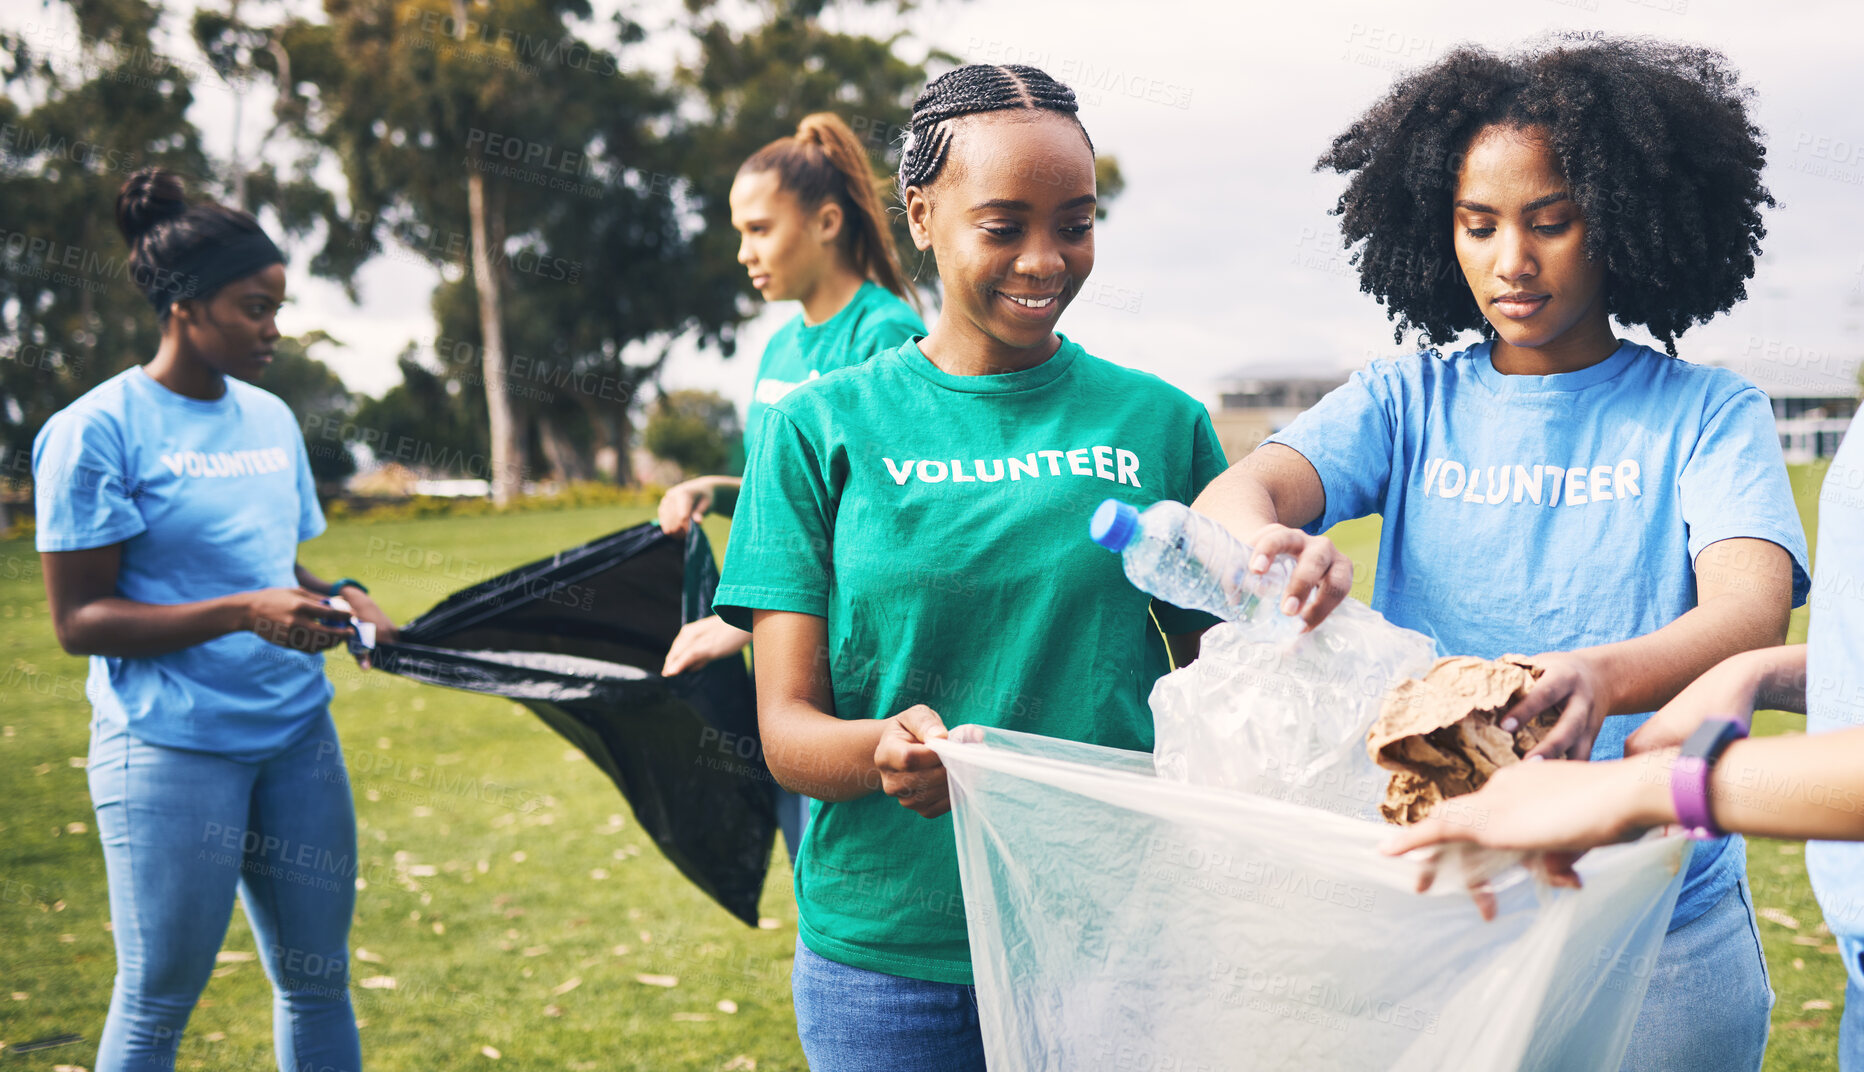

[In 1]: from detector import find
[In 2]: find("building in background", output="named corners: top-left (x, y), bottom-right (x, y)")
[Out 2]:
top-left (1208, 373), bottom-right (1347, 465)
top-left (1211, 362), bottom-right (1859, 466)
top-left (1769, 392), bottom-right (1857, 463)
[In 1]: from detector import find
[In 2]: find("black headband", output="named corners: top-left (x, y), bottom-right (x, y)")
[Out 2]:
top-left (141, 229), bottom-right (285, 314)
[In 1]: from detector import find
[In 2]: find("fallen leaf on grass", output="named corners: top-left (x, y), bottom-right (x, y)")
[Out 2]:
top-left (1804, 1000), bottom-right (1834, 1011)
top-left (1794, 959), bottom-right (1807, 971)
top-left (522, 945), bottom-right (550, 957)
top-left (717, 1000), bottom-right (738, 1014)
top-left (635, 974), bottom-right (678, 988)
top-left (551, 977), bottom-right (582, 996)
top-left (216, 951), bottom-right (257, 963)
top-left (211, 964), bottom-right (241, 978)
top-left (205, 1032), bottom-right (226, 1042)
top-left (53, 1065), bottom-right (87, 1072)
top-left (723, 1057), bottom-right (757, 1071)
top-left (359, 976), bottom-right (398, 990)
top-left (355, 947), bottom-right (386, 964)
top-left (757, 917), bottom-right (781, 930)
top-left (481, 1045), bottom-right (502, 1059)
top-left (1784, 1019), bottom-right (1825, 1029)
top-left (543, 1004), bottom-right (562, 1017)
top-left (1794, 936), bottom-right (1825, 946)
top-left (65, 822), bottom-right (87, 834)
top-left (1758, 908), bottom-right (1801, 930)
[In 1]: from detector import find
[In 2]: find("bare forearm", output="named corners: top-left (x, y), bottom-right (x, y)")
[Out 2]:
top-left (1190, 448), bottom-right (1319, 537)
top-left (58, 595), bottom-right (251, 657)
top-left (760, 703), bottom-right (887, 801)
top-left (1751, 645), bottom-right (1809, 714)
top-left (1583, 594), bottom-right (1790, 717)
top-left (711, 476), bottom-right (742, 517)
top-left (295, 563), bottom-right (333, 594)
top-left (1624, 731), bottom-right (1864, 840)
top-left (1190, 465), bottom-right (1282, 536)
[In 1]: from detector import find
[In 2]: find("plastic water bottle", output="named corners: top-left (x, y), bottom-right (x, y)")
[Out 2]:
top-left (1090, 499), bottom-right (1303, 638)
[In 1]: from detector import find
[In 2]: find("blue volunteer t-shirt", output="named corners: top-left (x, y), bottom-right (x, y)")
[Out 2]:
top-left (33, 366), bottom-right (334, 760)
top-left (1267, 339), bottom-right (1811, 930)
top-left (1805, 427), bottom-right (1864, 939)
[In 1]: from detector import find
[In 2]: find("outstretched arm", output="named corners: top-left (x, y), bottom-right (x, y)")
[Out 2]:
top-left (1190, 444), bottom-right (1355, 631)
top-left (657, 476), bottom-right (743, 536)
top-left (1502, 537), bottom-right (1795, 761)
top-left (1385, 725), bottom-right (1864, 874)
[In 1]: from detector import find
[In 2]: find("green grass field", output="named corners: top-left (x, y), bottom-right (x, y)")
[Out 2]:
top-left (0, 464), bottom-right (1846, 1069)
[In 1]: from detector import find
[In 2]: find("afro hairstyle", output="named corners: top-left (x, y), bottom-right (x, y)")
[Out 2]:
top-left (1317, 37), bottom-right (1773, 356)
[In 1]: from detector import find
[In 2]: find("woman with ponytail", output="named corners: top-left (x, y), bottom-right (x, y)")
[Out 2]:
top-left (33, 168), bottom-right (391, 1071)
top-left (712, 67), bottom-right (1226, 1069)
top-left (656, 112), bottom-right (924, 862)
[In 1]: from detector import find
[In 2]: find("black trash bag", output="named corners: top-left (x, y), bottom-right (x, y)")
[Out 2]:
top-left (370, 522), bottom-right (775, 926)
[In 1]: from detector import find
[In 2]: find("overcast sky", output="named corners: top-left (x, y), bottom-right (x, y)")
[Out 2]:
top-left (18, 0), bottom-right (1861, 409)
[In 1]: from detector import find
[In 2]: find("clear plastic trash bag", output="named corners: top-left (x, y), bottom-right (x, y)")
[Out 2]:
top-left (931, 595), bottom-right (1692, 1071)
top-left (1151, 600), bottom-right (1438, 820)
top-left (934, 728), bottom-right (1688, 1071)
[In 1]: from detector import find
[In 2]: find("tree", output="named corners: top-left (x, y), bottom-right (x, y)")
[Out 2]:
top-left (262, 331), bottom-right (356, 489)
top-left (672, 2), bottom-right (938, 326)
top-left (0, 0), bottom-right (211, 530)
top-left (348, 347), bottom-right (491, 481)
top-left (270, 0), bottom-right (682, 502)
top-left (644, 389), bottom-right (741, 477)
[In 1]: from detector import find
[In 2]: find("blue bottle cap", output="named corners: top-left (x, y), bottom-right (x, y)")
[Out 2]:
top-left (1089, 499), bottom-right (1140, 551)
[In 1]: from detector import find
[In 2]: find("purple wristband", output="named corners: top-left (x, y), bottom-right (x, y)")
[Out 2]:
top-left (1670, 754), bottom-right (1716, 839)
top-left (1671, 718), bottom-right (1747, 840)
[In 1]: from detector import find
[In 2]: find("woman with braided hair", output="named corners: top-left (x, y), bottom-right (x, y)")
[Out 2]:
top-left (657, 112), bottom-right (923, 863)
top-left (1192, 38), bottom-right (1806, 1070)
top-left (714, 65), bottom-right (1226, 1068)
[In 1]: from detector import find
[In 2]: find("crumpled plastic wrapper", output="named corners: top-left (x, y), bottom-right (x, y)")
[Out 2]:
top-left (1151, 598), bottom-right (1437, 821)
top-left (1367, 656), bottom-right (1562, 825)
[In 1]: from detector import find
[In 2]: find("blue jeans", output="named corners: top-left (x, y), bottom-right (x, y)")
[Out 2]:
top-left (88, 710), bottom-right (361, 1072)
top-left (791, 938), bottom-right (987, 1071)
top-left (1838, 935), bottom-right (1864, 1071)
top-left (775, 786), bottom-right (808, 865)
top-left (1617, 875), bottom-right (1773, 1072)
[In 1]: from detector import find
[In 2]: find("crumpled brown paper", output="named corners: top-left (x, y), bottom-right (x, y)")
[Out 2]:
top-left (1366, 656), bottom-right (1562, 825)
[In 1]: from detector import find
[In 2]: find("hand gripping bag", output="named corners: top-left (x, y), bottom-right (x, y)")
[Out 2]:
top-left (372, 522), bottom-right (775, 925)
top-left (930, 603), bottom-right (1690, 1071)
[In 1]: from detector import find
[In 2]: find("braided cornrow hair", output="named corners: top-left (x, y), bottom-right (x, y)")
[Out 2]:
top-left (897, 64), bottom-right (1094, 197)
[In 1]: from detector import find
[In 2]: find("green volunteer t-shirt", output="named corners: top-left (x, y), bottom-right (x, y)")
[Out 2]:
top-left (715, 334), bottom-right (1228, 985)
top-left (741, 280), bottom-right (924, 464)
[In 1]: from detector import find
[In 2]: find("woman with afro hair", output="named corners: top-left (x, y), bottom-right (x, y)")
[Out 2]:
top-left (1195, 37), bottom-right (1807, 1071)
